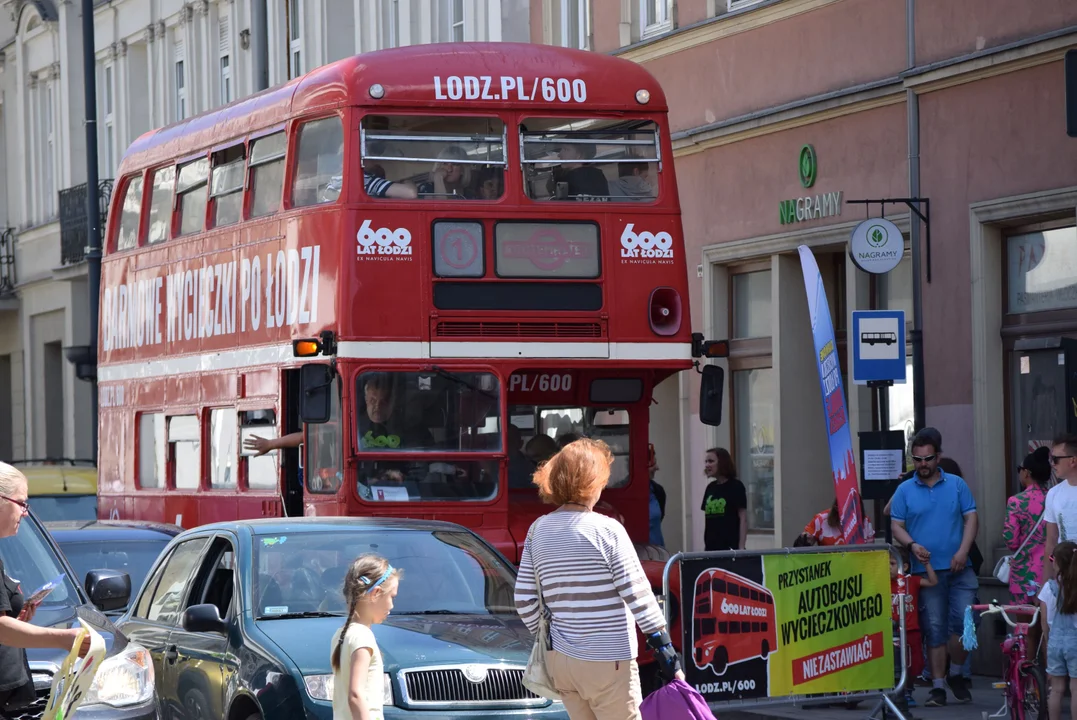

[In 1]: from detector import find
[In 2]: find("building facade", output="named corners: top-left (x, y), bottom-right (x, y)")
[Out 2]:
top-left (0, 0), bottom-right (529, 464)
top-left (545, 0), bottom-right (1077, 567)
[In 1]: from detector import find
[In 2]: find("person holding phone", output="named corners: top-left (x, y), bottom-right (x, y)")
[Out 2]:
top-left (0, 462), bottom-right (90, 711)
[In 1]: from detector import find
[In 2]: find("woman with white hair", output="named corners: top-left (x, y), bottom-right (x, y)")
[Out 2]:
top-left (430, 145), bottom-right (477, 198)
top-left (0, 462), bottom-right (89, 709)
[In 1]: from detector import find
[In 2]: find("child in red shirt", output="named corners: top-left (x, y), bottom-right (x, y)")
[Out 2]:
top-left (891, 546), bottom-right (937, 707)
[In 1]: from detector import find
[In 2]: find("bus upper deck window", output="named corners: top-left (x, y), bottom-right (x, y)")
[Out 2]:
top-left (176, 158), bottom-right (210, 236)
top-left (146, 166), bottom-right (175, 245)
top-left (361, 115), bottom-right (506, 201)
top-left (249, 132), bottom-right (286, 218)
top-left (293, 116), bottom-right (344, 208)
top-left (211, 145), bottom-right (246, 227)
top-left (520, 118), bottom-right (660, 203)
top-left (116, 174), bottom-right (143, 251)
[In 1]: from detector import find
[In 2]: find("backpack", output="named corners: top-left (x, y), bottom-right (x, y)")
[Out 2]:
top-left (641, 679), bottom-right (717, 720)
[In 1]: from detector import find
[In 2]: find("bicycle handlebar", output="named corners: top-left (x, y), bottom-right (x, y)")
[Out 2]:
top-left (970, 603), bottom-right (1040, 627)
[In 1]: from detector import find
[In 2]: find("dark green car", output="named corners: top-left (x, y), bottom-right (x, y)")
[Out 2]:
top-left (115, 517), bottom-right (568, 719)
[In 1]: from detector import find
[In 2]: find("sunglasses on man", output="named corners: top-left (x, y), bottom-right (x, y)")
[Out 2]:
top-left (1051, 455), bottom-right (1075, 465)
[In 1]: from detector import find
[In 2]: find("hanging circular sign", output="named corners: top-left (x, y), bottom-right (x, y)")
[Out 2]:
top-left (849, 218), bottom-right (903, 274)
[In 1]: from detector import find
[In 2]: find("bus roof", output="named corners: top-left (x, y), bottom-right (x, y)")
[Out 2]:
top-left (119, 43), bottom-right (668, 175)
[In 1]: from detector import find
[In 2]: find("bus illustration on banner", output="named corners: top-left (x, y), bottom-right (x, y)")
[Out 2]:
top-left (692, 568), bottom-right (778, 675)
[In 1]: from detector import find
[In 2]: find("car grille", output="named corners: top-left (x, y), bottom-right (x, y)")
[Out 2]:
top-left (402, 666), bottom-right (545, 708)
top-left (8, 687), bottom-right (50, 720)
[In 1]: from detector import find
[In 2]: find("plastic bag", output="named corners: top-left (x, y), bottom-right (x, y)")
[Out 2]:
top-left (641, 678), bottom-right (717, 720)
top-left (42, 619), bottom-right (107, 720)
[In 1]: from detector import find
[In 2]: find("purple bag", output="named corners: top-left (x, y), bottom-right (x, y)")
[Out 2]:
top-left (641, 679), bottom-right (718, 720)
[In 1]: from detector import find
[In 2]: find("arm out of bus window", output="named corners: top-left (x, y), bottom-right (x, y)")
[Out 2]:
top-left (244, 431), bottom-right (303, 456)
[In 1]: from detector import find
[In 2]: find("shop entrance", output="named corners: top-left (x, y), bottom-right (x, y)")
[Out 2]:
top-left (1010, 337), bottom-right (1077, 491)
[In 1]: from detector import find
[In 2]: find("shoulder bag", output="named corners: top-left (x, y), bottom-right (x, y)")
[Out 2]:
top-left (994, 511), bottom-right (1045, 584)
top-left (521, 522), bottom-right (560, 701)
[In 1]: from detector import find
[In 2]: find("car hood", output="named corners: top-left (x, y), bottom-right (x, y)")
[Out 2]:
top-left (258, 613), bottom-right (534, 675)
top-left (25, 603), bottom-right (125, 670)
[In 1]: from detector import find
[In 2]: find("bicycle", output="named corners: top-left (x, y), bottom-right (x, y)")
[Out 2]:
top-left (962, 603), bottom-right (1047, 720)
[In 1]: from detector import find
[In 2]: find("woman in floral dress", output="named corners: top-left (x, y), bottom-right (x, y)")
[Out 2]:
top-left (1002, 446), bottom-right (1053, 603)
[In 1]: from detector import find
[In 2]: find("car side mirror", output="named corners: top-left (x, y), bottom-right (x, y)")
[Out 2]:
top-left (85, 570), bottom-right (131, 612)
top-left (298, 364), bottom-right (333, 424)
top-left (699, 364), bottom-right (725, 427)
top-left (182, 604), bottom-right (228, 635)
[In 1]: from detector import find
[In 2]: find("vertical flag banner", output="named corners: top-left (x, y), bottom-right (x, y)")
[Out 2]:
top-left (797, 245), bottom-right (865, 543)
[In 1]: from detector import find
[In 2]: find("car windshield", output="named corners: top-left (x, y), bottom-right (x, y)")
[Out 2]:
top-left (0, 516), bottom-right (79, 607)
top-left (27, 495), bottom-right (98, 522)
top-left (252, 528), bottom-right (516, 619)
top-left (57, 538), bottom-right (171, 601)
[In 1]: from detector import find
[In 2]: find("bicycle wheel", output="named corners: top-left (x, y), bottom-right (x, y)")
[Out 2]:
top-left (1010, 663), bottom-right (1048, 720)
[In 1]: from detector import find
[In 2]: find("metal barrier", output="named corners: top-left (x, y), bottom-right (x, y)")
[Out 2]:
top-left (661, 544), bottom-right (910, 720)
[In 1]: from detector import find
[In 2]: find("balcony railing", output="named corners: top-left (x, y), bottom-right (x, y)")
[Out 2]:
top-left (59, 179), bottom-right (113, 266)
top-left (0, 227), bottom-right (14, 296)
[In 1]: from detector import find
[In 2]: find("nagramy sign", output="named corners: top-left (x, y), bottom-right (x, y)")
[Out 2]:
top-left (779, 145), bottom-right (843, 225)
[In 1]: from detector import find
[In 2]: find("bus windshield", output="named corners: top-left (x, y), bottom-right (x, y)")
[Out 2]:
top-left (508, 405), bottom-right (631, 489)
top-left (356, 370), bottom-right (501, 452)
top-left (521, 118), bottom-right (660, 202)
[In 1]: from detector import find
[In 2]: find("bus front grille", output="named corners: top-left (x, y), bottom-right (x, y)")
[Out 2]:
top-left (435, 320), bottom-right (603, 338)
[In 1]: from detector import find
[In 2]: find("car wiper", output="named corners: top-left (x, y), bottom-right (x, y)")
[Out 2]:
top-left (395, 609), bottom-right (470, 615)
top-left (257, 611), bottom-right (344, 620)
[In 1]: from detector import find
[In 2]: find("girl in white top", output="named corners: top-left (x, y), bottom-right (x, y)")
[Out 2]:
top-left (330, 554), bottom-right (401, 720)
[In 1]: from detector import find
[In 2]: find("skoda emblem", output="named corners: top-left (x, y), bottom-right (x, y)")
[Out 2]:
top-left (798, 144), bottom-right (817, 188)
top-left (462, 665), bottom-right (488, 684)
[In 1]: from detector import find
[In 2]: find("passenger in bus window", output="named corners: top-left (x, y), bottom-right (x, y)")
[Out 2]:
top-left (418, 146), bottom-right (478, 199)
top-left (477, 168), bottom-right (503, 200)
top-left (523, 434), bottom-right (558, 468)
top-left (609, 161), bottom-right (656, 200)
top-left (358, 374), bottom-right (434, 450)
top-left (549, 142), bottom-right (608, 200)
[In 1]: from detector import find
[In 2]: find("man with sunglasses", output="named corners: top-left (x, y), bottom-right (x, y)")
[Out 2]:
top-left (890, 427), bottom-right (978, 707)
top-left (1041, 434), bottom-right (1077, 589)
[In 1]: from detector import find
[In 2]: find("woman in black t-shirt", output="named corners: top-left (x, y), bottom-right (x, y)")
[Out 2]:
top-left (0, 463), bottom-right (90, 713)
top-left (700, 448), bottom-right (748, 551)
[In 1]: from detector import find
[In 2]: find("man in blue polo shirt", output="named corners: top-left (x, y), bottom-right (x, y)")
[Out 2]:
top-left (890, 427), bottom-right (978, 708)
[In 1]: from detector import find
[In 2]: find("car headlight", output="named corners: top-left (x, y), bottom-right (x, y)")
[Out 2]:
top-left (304, 674), bottom-right (333, 701)
top-left (84, 644), bottom-right (154, 707)
top-left (305, 673), bottom-right (393, 705)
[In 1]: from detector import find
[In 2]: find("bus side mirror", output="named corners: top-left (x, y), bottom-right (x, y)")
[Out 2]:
top-left (298, 364), bottom-right (333, 424)
top-left (699, 365), bottom-right (724, 427)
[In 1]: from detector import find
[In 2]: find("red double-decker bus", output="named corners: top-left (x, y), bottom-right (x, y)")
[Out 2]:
top-left (693, 569), bottom-right (777, 675)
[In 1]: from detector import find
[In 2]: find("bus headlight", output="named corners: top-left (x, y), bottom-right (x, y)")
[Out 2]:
top-left (84, 644), bottom-right (155, 707)
top-left (369, 83), bottom-right (385, 99)
top-left (635, 89), bottom-right (651, 105)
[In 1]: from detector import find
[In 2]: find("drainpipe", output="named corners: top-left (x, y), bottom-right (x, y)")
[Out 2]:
top-left (83, 0), bottom-right (101, 464)
top-left (251, 0), bottom-right (269, 91)
top-left (907, 0), bottom-right (926, 434)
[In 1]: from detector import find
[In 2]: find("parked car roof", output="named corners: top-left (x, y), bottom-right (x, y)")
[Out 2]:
top-left (46, 519), bottom-right (184, 539)
top-left (192, 515), bottom-right (471, 536)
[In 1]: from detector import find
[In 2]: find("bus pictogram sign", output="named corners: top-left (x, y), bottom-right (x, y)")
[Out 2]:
top-left (440, 228), bottom-right (479, 269)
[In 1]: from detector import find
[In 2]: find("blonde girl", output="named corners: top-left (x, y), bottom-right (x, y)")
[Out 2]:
top-left (1045, 541), bottom-right (1077, 720)
top-left (330, 555), bottom-right (401, 720)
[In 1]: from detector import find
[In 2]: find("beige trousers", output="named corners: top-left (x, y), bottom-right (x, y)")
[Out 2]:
top-left (546, 650), bottom-right (644, 720)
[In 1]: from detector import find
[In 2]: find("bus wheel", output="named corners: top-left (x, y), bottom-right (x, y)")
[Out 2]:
top-left (714, 647), bottom-right (729, 674)
top-left (761, 640), bottom-right (770, 658)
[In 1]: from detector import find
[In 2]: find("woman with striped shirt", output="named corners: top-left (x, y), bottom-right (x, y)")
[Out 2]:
top-left (515, 438), bottom-right (683, 720)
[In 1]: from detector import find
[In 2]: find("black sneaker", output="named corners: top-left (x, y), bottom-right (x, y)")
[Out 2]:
top-left (924, 688), bottom-right (947, 707)
top-left (947, 674), bottom-right (972, 704)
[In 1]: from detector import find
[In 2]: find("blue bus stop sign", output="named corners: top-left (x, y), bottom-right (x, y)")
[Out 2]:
top-left (852, 310), bottom-right (907, 385)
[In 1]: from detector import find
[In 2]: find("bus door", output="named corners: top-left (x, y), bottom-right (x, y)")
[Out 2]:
top-left (298, 370), bottom-right (344, 512)
top-left (282, 369), bottom-right (305, 516)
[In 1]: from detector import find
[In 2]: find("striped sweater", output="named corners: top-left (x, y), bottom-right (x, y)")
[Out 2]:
top-left (514, 509), bottom-right (666, 662)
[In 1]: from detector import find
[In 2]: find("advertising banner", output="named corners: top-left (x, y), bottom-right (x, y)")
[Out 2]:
top-left (798, 245), bottom-right (866, 543)
top-left (680, 548), bottom-right (894, 704)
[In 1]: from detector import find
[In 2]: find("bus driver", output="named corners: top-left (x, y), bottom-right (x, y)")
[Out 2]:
top-left (358, 373), bottom-right (434, 450)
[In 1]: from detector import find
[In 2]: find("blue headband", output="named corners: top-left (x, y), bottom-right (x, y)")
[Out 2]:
top-left (359, 566), bottom-right (395, 594)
